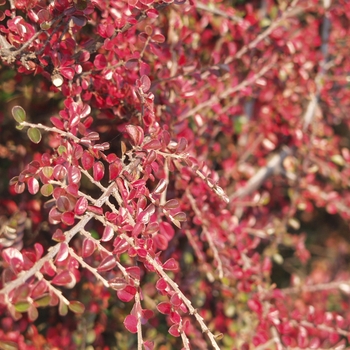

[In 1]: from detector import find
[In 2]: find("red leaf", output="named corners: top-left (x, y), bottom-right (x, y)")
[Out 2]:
top-left (117, 287), bottom-right (136, 302)
top-left (66, 183), bottom-right (78, 196)
top-left (68, 165), bottom-right (81, 184)
top-left (109, 161), bottom-right (122, 181)
top-left (152, 33), bottom-right (165, 43)
top-left (101, 225), bottom-right (114, 242)
top-left (124, 315), bottom-right (138, 333)
top-left (97, 255), bottom-right (116, 272)
top-left (142, 139), bottom-right (162, 150)
top-left (75, 197), bottom-right (88, 215)
top-left (142, 309), bottom-right (154, 321)
top-left (93, 161), bottom-right (105, 181)
top-left (125, 58), bottom-right (138, 70)
top-left (176, 137), bottom-right (188, 153)
top-left (48, 207), bottom-right (62, 224)
top-left (137, 248), bottom-right (147, 258)
top-left (27, 177), bottom-right (39, 195)
top-left (170, 294), bottom-right (182, 308)
top-left (60, 67), bottom-right (75, 80)
top-left (82, 238), bottom-right (96, 258)
top-left (153, 179), bottom-right (167, 194)
top-left (2, 248), bottom-right (23, 273)
top-left (34, 243), bottom-right (44, 259)
top-left (113, 238), bottom-right (129, 255)
top-left (143, 340), bottom-right (154, 350)
top-left (172, 212), bottom-right (186, 222)
top-left (81, 151), bottom-right (94, 170)
top-left (61, 211), bottom-right (75, 226)
top-left (109, 277), bottom-right (127, 291)
top-left (139, 75), bottom-right (151, 92)
top-left (137, 203), bottom-right (155, 224)
top-left (52, 270), bottom-right (73, 286)
top-left (56, 243), bottom-right (69, 262)
top-left (157, 302), bottom-right (172, 315)
top-left (154, 233), bottom-right (169, 250)
top-left (170, 310), bottom-right (181, 323)
top-left (163, 199), bottom-right (179, 210)
top-left (32, 280), bottom-right (47, 299)
top-left (162, 258), bottom-right (178, 271)
top-left (94, 54), bottom-right (107, 69)
top-left (248, 299), bottom-right (262, 313)
top-left (168, 324), bottom-right (180, 337)
top-left (140, 61), bottom-right (150, 76)
top-left (156, 278), bottom-right (167, 292)
top-left (2, 247), bottom-right (23, 264)
top-left (56, 196), bottom-right (73, 212)
top-left (125, 125), bottom-right (144, 146)
top-left (53, 164), bottom-right (67, 181)
top-left (132, 222), bottom-right (145, 236)
top-left (139, 0), bottom-right (153, 5)
top-left (126, 266), bottom-right (141, 280)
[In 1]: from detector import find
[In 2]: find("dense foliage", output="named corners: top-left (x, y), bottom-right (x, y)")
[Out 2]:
top-left (1, 0), bottom-right (350, 348)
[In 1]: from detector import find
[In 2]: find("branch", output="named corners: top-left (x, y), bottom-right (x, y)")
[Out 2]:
top-left (0, 181), bottom-right (117, 296)
top-left (230, 146), bottom-right (292, 200)
top-left (0, 213), bottom-right (92, 296)
top-left (303, 0), bottom-right (331, 130)
top-left (195, 2), bottom-right (243, 23)
top-left (180, 57), bottom-right (277, 121)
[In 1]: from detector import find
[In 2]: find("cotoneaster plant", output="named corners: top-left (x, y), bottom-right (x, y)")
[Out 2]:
top-left (1, 0), bottom-right (350, 349)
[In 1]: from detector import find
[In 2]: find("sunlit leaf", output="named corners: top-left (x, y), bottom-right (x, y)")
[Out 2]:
top-left (15, 301), bottom-right (30, 313)
top-left (157, 302), bottom-right (172, 315)
top-left (12, 106), bottom-right (26, 123)
top-left (125, 125), bottom-right (144, 146)
top-left (69, 300), bottom-right (85, 314)
top-left (27, 177), bottom-right (39, 195)
top-left (162, 258), bottom-right (178, 271)
top-left (124, 315), bottom-right (138, 333)
top-left (27, 128), bottom-right (42, 144)
top-left (97, 255), bottom-right (116, 272)
top-left (82, 238), bottom-right (96, 258)
top-left (41, 183), bottom-right (53, 197)
top-left (93, 161), bottom-right (105, 181)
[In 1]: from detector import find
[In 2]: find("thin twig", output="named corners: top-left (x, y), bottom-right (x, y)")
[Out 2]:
top-left (180, 58), bottom-right (277, 121)
top-left (195, 2), bottom-right (243, 23)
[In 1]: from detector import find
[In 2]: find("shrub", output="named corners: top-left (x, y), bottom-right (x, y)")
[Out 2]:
top-left (1, 0), bottom-right (350, 349)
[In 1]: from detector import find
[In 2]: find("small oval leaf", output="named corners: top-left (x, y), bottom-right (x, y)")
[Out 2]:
top-left (40, 183), bottom-right (53, 197)
top-left (97, 255), bottom-right (116, 272)
top-left (93, 161), bottom-right (105, 181)
top-left (12, 106), bottom-right (26, 123)
top-left (27, 128), bottom-right (42, 144)
top-left (124, 315), bottom-right (138, 333)
top-left (68, 300), bottom-right (85, 314)
top-left (82, 238), bottom-right (96, 258)
top-left (27, 177), bottom-right (39, 195)
top-left (75, 196), bottom-right (88, 215)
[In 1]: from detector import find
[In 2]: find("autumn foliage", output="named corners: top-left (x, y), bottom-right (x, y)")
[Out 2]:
top-left (1, 0), bottom-right (350, 348)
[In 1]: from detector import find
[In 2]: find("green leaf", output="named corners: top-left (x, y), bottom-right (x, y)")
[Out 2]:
top-left (40, 21), bottom-right (51, 30)
top-left (59, 301), bottom-right (68, 316)
top-left (0, 340), bottom-right (19, 350)
top-left (58, 145), bottom-right (67, 155)
top-left (40, 183), bottom-right (53, 197)
top-left (331, 154), bottom-right (345, 166)
top-left (69, 300), bottom-right (85, 314)
top-left (12, 106), bottom-right (26, 123)
top-left (14, 301), bottom-right (30, 313)
top-left (34, 294), bottom-right (51, 307)
top-left (27, 128), bottom-right (42, 144)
